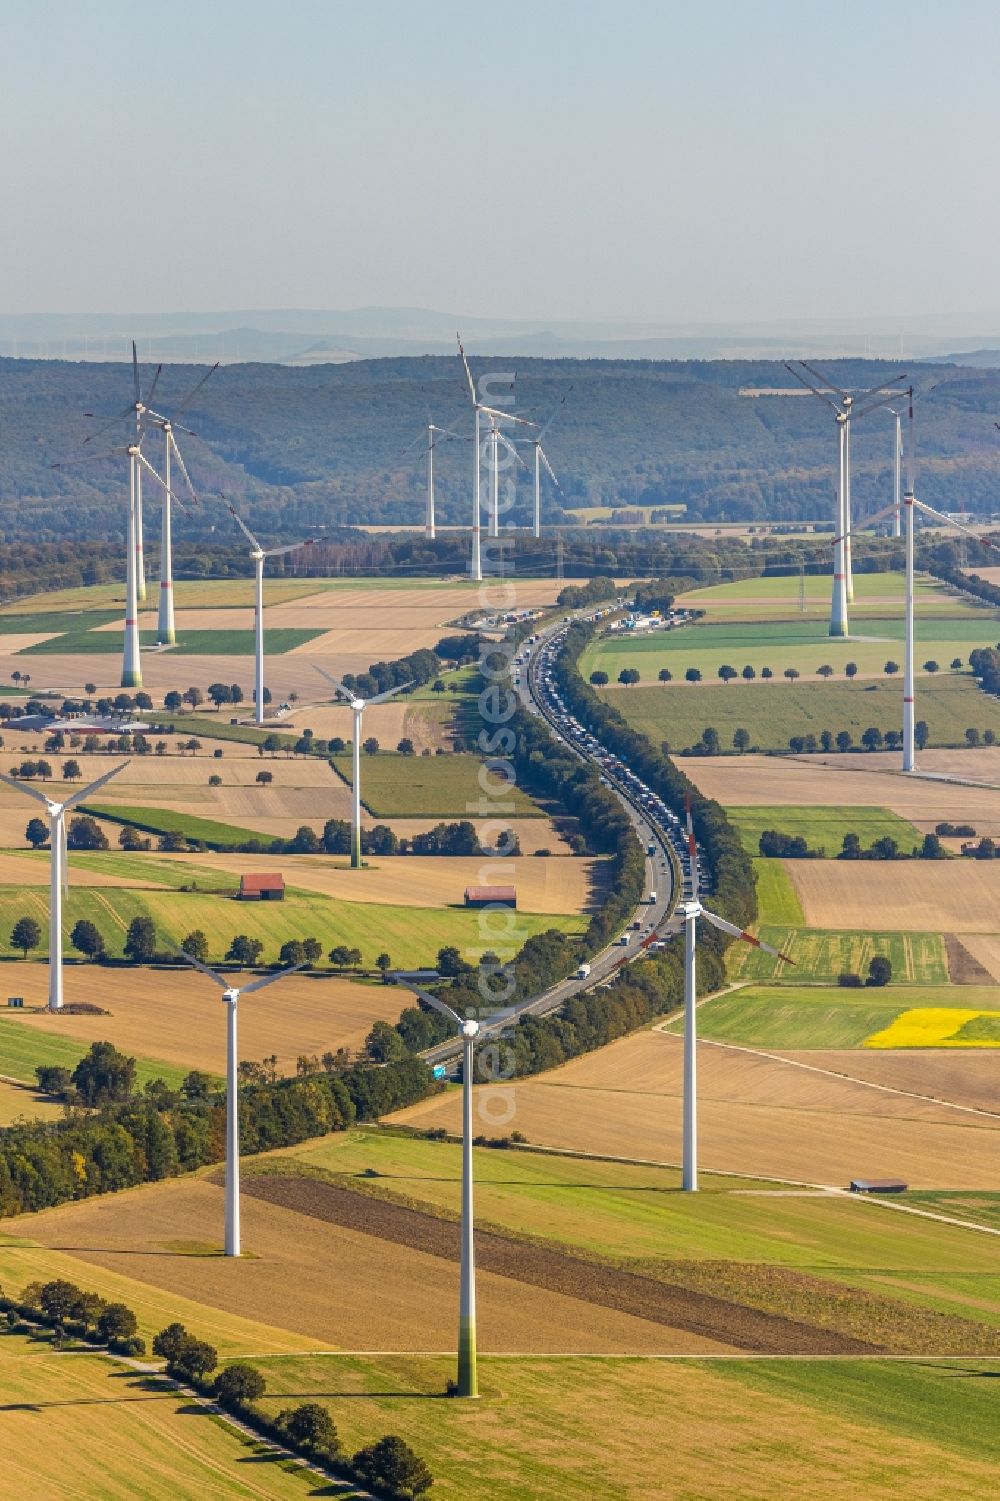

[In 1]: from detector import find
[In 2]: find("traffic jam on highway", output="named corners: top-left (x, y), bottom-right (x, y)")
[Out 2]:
top-left (523, 608), bottom-right (704, 962)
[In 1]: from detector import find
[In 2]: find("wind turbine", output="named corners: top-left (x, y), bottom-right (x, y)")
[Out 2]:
top-left (842, 390), bottom-right (1000, 773)
top-left (392, 974), bottom-right (522, 1397)
top-left (530, 438), bottom-right (561, 540)
top-left (227, 507), bottom-right (314, 725)
top-left (456, 336), bottom-right (536, 577)
top-left (406, 423), bottom-right (460, 541)
top-left (785, 363), bottom-right (907, 636)
top-left (143, 362), bottom-right (219, 644)
top-left (0, 763), bottom-right (128, 1011)
top-left (314, 667), bottom-right (410, 868)
top-left (680, 803), bottom-right (794, 1190)
top-left (54, 443), bottom-right (187, 688)
top-left (173, 948), bottom-right (305, 1257)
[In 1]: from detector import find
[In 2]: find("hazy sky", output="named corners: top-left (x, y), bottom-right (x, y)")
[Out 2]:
top-left (3, 1), bottom-right (997, 324)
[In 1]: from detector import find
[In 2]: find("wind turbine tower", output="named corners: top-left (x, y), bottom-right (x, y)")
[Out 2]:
top-left (228, 508), bottom-right (313, 725)
top-left (315, 667), bottom-right (409, 868)
top-left (0, 763), bottom-right (128, 1010)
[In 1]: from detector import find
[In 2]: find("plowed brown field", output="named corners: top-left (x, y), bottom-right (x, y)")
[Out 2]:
top-left (772, 1048), bottom-right (1000, 1114)
top-left (17, 1176), bottom-right (724, 1354)
top-left (392, 1029), bottom-right (1000, 1188)
top-left (950, 933), bottom-right (1000, 981)
top-left (2, 965), bottom-right (403, 1076)
top-left (787, 860), bottom-right (1000, 932)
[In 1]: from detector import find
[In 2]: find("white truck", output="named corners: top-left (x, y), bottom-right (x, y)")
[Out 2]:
top-left (576, 962), bottom-right (591, 979)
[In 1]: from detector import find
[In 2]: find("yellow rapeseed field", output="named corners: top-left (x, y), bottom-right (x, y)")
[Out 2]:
top-left (863, 1008), bottom-right (1000, 1048)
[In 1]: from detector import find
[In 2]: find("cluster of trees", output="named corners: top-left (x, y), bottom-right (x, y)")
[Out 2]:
top-left (5, 1278), bottom-right (144, 1356)
top-left (758, 831), bottom-right (823, 858)
top-left (839, 957), bottom-right (893, 987)
top-left (840, 832), bottom-right (946, 861)
top-left (0, 1047), bottom-right (434, 1218)
top-left (151, 1321), bottom-right (432, 1497)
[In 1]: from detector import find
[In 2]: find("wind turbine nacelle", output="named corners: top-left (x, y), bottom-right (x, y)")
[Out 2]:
top-left (461, 1019), bottom-right (480, 1039)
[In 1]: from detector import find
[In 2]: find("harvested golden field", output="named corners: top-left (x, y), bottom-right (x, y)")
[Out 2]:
top-left (16, 1175), bottom-right (718, 1354)
top-left (393, 1030), bottom-right (1000, 1188)
top-left (950, 933), bottom-right (1000, 981)
top-left (168, 851), bottom-right (602, 914)
top-left (382, 817), bottom-right (577, 854)
top-left (2, 965), bottom-right (404, 1076)
top-left (283, 696), bottom-right (454, 752)
top-left (684, 753), bottom-right (1000, 833)
top-left (0, 1078), bottom-right (62, 1123)
top-left (0, 851), bottom-right (159, 889)
top-left (774, 1048), bottom-right (1000, 1113)
top-left (787, 860), bottom-right (1000, 932)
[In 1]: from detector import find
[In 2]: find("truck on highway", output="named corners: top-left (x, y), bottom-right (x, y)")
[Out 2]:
top-left (648, 890), bottom-right (657, 903)
top-left (575, 962), bottom-right (592, 979)
top-left (647, 842), bottom-right (656, 856)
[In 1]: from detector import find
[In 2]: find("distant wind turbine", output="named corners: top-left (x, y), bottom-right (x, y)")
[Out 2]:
top-left (0, 763), bottom-right (128, 1011)
top-left (315, 667), bottom-right (410, 868)
top-left (457, 336), bottom-right (536, 576)
top-left (173, 948), bottom-right (305, 1257)
top-left (228, 507), bottom-right (313, 725)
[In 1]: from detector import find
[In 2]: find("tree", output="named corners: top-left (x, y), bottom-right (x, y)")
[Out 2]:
top-left (214, 1362), bottom-right (266, 1409)
top-left (278, 1402), bottom-right (341, 1456)
top-left (684, 667), bottom-right (702, 684)
top-left (290, 824), bottom-right (320, 853)
top-left (181, 930), bottom-right (209, 963)
top-left (207, 683), bottom-right (232, 710)
top-left (363, 736), bottom-right (380, 754)
top-left (119, 825), bottom-right (148, 851)
top-left (71, 1041), bottom-right (136, 1105)
top-left (67, 815), bottom-right (109, 851)
top-left (182, 687), bottom-right (203, 710)
top-left (227, 934), bottom-right (263, 968)
top-left (732, 728), bottom-right (750, 753)
top-left (62, 759), bottom-right (82, 780)
top-left (10, 916), bottom-right (40, 958)
top-left (164, 690), bottom-right (183, 713)
top-left (860, 726), bottom-right (883, 752)
top-left (816, 665), bottom-right (834, 679)
top-left (783, 668), bottom-right (800, 682)
top-left (365, 1018), bottom-right (407, 1063)
top-left (208, 773), bottom-right (222, 787)
top-left (657, 667), bottom-right (672, 682)
top-left (840, 833), bottom-right (862, 859)
top-left (845, 662), bottom-right (858, 679)
top-left (914, 720), bottom-right (929, 750)
top-left (124, 915), bottom-right (157, 962)
top-left (329, 944), bottom-right (352, 968)
top-left (884, 729), bottom-right (902, 751)
top-left (376, 951), bottom-right (392, 980)
top-left (302, 937), bottom-right (323, 965)
top-left (884, 660), bottom-right (900, 676)
top-left (152, 1322), bottom-right (189, 1363)
top-left (97, 1303), bottom-right (138, 1343)
top-left (867, 955), bottom-right (892, 987)
top-left (920, 833), bottom-right (946, 860)
top-left (835, 730), bottom-right (853, 752)
top-left (172, 1336), bottom-right (218, 1382)
top-left (617, 668), bottom-right (640, 686)
top-left (158, 831), bottom-right (187, 853)
top-left (700, 727), bottom-right (720, 755)
top-left (25, 816), bottom-right (48, 849)
top-left (437, 945), bottom-right (465, 977)
top-left (589, 670), bottom-right (608, 685)
top-left (820, 729), bottom-right (833, 753)
top-left (923, 660), bottom-right (939, 673)
top-left (397, 738), bottom-right (415, 755)
top-left (788, 735), bottom-right (805, 754)
top-left (740, 665), bottom-right (755, 682)
top-left (432, 679), bottom-right (446, 693)
top-left (279, 939), bottom-right (305, 967)
top-left (352, 1436), bottom-right (433, 1498)
top-left (717, 664), bottom-right (737, 684)
top-left (70, 919), bottom-right (105, 961)
top-left (256, 770), bottom-right (273, 786)
top-left (951, 658), bottom-right (964, 671)
top-left (39, 1279), bottom-right (84, 1322)
top-left (870, 836), bottom-right (899, 860)
top-left (966, 727), bottom-right (981, 746)
top-left (760, 666), bottom-right (773, 680)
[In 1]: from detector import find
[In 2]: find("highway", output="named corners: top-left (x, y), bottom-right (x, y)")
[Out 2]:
top-left (417, 604), bottom-right (685, 1071)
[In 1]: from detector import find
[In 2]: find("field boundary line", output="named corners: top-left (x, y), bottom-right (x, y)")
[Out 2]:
top-left (693, 1036), bottom-right (1000, 1123)
top-left (234, 1349), bottom-right (998, 1363)
top-left (824, 1188), bottom-right (1000, 1239)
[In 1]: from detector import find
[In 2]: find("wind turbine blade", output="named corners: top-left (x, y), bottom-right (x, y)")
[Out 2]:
top-left (145, 363), bottom-right (163, 408)
top-left (82, 405), bottom-right (134, 445)
top-left (539, 446), bottom-right (561, 489)
top-left (700, 908), bottom-right (796, 963)
top-left (831, 499), bottom-right (900, 544)
top-left (52, 446), bottom-right (131, 470)
top-left (169, 434), bottom-right (199, 504)
top-left (905, 386), bottom-right (915, 497)
top-left (172, 945), bottom-right (230, 988)
top-left (63, 760), bottom-right (129, 811)
top-left (783, 362), bottom-right (842, 415)
top-left (797, 359), bottom-right (849, 400)
top-left (243, 961), bottom-right (307, 994)
top-left (174, 362), bottom-right (220, 417)
top-left (135, 451), bottom-right (188, 509)
top-left (368, 681), bottom-right (411, 704)
top-left (0, 768), bottom-right (51, 807)
top-left (132, 341), bottom-right (140, 404)
top-left (227, 503), bottom-right (261, 551)
top-left (457, 334), bottom-right (477, 405)
top-left (684, 796), bottom-right (701, 897)
top-left (912, 499), bottom-right (1000, 553)
top-left (855, 372), bottom-right (908, 405)
top-left (391, 974), bottom-right (462, 1027)
top-left (314, 665), bottom-right (352, 700)
top-left (496, 432), bottom-right (528, 470)
top-left (480, 405), bottom-right (539, 429)
top-left (536, 386), bottom-right (572, 444)
top-left (60, 817), bottom-right (69, 900)
top-left (263, 539), bottom-right (313, 559)
top-left (852, 383), bottom-right (910, 421)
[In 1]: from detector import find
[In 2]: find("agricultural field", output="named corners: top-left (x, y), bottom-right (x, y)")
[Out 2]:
top-left (785, 858), bottom-right (1000, 934)
top-left (0, 1337), bottom-right (322, 1501)
top-left (599, 675), bottom-right (1000, 753)
top-left (674, 570), bottom-right (979, 620)
top-left (730, 805), bottom-right (924, 856)
top-left (0, 1077), bottom-right (62, 1124)
top-left (331, 750), bottom-right (543, 817)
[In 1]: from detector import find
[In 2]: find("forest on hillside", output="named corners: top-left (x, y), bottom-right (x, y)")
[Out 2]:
top-left (1, 354), bottom-right (999, 544)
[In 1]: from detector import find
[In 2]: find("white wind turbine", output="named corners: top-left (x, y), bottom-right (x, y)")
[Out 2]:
top-left (0, 763), bottom-right (128, 1011)
top-left (785, 363), bottom-right (908, 637)
top-left (457, 336), bottom-right (537, 577)
top-left (227, 507), bottom-right (314, 725)
top-left (81, 343), bottom-right (161, 601)
top-left (406, 423), bottom-right (461, 541)
top-left (314, 666), bottom-right (410, 868)
top-left (393, 974), bottom-right (522, 1398)
top-left (173, 948), bottom-right (305, 1257)
top-left (54, 442), bottom-right (188, 688)
top-left (842, 390), bottom-right (1000, 773)
top-left (143, 362), bottom-right (219, 644)
top-left (680, 803), bottom-right (794, 1190)
top-left (530, 438), bottom-right (561, 540)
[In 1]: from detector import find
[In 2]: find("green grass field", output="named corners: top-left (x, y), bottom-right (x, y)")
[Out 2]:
top-left (0, 886), bottom-right (583, 968)
top-left (602, 674), bottom-right (1000, 752)
top-left (85, 802), bottom-right (273, 850)
top-left (733, 806), bottom-right (924, 857)
top-left (0, 1016), bottom-right (195, 1091)
top-left (677, 570), bottom-right (981, 620)
top-left (20, 626), bottom-right (323, 656)
top-left (331, 751), bottom-right (543, 817)
top-left (752, 858), bottom-right (805, 924)
top-left (0, 1336), bottom-right (325, 1500)
top-left (726, 926), bottom-right (950, 984)
top-left (0, 608), bottom-right (119, 635)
